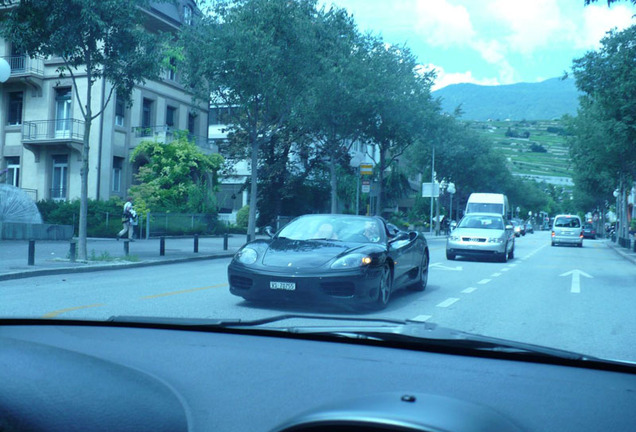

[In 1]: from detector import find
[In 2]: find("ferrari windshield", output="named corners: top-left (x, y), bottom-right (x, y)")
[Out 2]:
top-left (277, 215), bottom-right (386, 243)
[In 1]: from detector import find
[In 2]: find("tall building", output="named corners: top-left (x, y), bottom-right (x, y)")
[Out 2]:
top-left (0, 0), bottom-right (209, 203)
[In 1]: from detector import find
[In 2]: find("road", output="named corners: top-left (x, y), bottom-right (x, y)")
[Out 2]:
top-left (2, 231), bottom-right (636, 363)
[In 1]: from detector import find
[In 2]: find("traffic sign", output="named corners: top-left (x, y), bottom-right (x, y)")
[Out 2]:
top-left (361, 180), bottom-right (371, 193)
top-left (360, 163), bottom-right (373, 176)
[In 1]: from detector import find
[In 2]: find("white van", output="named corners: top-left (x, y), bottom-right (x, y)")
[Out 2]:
top-left (465, 193), bottom-right (510, 218)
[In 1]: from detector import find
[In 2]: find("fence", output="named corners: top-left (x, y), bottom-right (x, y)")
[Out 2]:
top-left (145, 213), bottom-right (218, 238)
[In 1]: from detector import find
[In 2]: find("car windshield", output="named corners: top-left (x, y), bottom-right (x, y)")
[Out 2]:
top-left (1, 0), bottom-right (636, 369)
top-left (555, 217), bottom-right (581, 228)
top-left (277, 215), bottom-right (385, 243)
top-left (458, 215), bottom-right (504, 230)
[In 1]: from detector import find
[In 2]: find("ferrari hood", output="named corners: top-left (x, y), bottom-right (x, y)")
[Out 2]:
top-left (262, 238), bottom-right (354, 268)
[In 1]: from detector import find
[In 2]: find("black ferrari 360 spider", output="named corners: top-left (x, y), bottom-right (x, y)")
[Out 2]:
top-left (228, 214), bottom-right (429, 309)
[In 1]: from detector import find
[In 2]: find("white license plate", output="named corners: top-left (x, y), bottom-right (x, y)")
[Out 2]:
top-left (270, 281), bottom-right (296, 291)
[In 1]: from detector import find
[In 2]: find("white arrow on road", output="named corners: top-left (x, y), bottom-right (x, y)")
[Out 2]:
top-left (430, 263), bottom-right (463, 271)
top-left (560, 269), bottom-right (593, 293)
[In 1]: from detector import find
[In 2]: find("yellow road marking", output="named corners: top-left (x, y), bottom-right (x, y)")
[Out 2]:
top-left (141, 283), bottom-right (228, 299)
top-left (42, 303), bottom-right (105, 318)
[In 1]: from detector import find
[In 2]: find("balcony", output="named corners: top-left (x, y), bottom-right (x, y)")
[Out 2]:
top-left (22, 119), bottom-right (85, 161)
top-left (132, 125), bottom-right (211, 152)
top-left (1, 55), bottom-right (44, 94)
top-left (2, 55), bottom-right (44, 77)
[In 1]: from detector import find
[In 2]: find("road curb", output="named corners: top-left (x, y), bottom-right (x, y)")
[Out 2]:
top-left (604, 240), bottom-right (636, 266)
top-left (0, 253), bottom-right (235, 282)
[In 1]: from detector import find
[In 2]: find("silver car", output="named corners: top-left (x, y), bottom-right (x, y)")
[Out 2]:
top-left (551, 214), bottom-right (583, 247)
top-left (446, 213), bottom-right (515, 262)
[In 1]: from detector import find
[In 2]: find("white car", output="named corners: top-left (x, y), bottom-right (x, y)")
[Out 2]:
top-left (446, 213), bottom-right (515, 262)
top-left (551, 214), bottom-right (583, 247)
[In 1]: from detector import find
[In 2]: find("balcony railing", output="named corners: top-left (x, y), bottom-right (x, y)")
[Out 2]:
top-left (132, 125), bottom-right (209, 149)
top-left (22, 119), bottom-right (85, 143)
top-left (50, 188), bottom-right (67, 201)
top-left (1, 55), bottom-right (44, 77)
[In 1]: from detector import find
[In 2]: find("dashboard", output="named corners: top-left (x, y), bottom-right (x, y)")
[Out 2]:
top-left (1, 320), bottom-right (635, 432)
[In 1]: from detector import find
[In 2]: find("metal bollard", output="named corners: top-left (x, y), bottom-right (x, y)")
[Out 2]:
top-left (223, 233), bottom-right (228, 251)
top-left (69, 240), bottom-right (77, 263)
top-left (194, 234), bottom-right (199, 253)
top-left (28, 239), bottom-right (35, 266)
top-left (124, 240), bottom-right (130, 256)
top-left (160, 236), bottom-right (165, 256)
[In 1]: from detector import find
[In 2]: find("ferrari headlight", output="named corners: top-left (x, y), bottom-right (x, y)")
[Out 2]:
top-left (236, 247), bottom-right (258, 265)
top-left (331, 253), bottom-right (372, 269)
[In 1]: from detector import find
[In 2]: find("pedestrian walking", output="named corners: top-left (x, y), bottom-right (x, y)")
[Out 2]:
top-left (117, 197), bottom-right (136, 241)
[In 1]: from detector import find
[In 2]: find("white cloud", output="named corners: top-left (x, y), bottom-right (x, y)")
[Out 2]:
top-left (412, 1), bottom-right (475, 47)
top-left (577, 4), bottom-right (636, 49)
top-left (429, 64), bottom-right (500, 91)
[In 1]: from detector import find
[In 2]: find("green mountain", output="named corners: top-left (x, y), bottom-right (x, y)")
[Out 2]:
top-left (432, 77), bottom-right (580, 121)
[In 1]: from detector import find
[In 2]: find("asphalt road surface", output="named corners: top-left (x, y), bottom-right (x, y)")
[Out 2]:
top-left (2, 231), bottom-right (635, 363)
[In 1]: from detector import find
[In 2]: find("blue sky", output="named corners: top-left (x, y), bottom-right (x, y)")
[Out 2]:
top-left (321, 0), bottom-right (636, 89)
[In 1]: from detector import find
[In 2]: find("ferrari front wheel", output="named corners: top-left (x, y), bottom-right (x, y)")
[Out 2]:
top-left (375, 264), bottom-right (392, 309)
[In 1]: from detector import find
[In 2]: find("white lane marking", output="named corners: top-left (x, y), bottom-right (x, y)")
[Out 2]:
top-left (508, 263), bottom-right (518, 267)
top-left (501, 268), bottom-right (510, 272)
top-left (437, 298), bottom-right (460, 308)
top-left (462, 287), bottom-right (477, 293)
top-left (409, 315), bottom-right (432, 322)
top-left (477, 279), bottom-right (491, 285)
top-left (560, 269), bottom-right (593, 294)
top-left (430, 263), bottom-right (463, 271)
top-left (491, 272), bottom-right (502, 277)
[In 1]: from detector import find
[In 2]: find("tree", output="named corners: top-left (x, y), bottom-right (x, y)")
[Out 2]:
top-left (129, 134), bottom-right (223, 214)
top-left (182, 0), bottom-right (321, 239)
top-left (359, 37), bottom-right (437, 215)
top-left (302, 7), bottom-right (366, 213)
top-left (570, 24), bottom-right (636, 239)
top-left (0, 0), bottom-right (167, 259)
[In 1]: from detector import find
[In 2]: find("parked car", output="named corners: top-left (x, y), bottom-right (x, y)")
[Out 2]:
top-left (525, 222), bottom-right (534, 234)
top-left (582, 223), bottom-right (597, 239)
top-left (551, 215), bottom-right (583, 247)
top-left (446, 213), bottom-right (515, 262)
top-left (511, 220), bottom-right (521, 237)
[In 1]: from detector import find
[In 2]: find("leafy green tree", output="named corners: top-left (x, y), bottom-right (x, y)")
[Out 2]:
top-left (570, 24), bottom-right (636, 237)
top-left (302, 7), bottom-right (367, 213)
top-left (359, 37), bottom-right (437, 215)
top-left (0, 0), bottom-right (167, 259)
top-left (182, 0), bottom-right (320, 238)
top-left (129, 134), bottom-right (223, 214)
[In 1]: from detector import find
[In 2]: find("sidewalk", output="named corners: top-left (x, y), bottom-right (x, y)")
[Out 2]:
top-left (604, 237), bottom-right (636, 265)
top-left (0, 235), bottom-right (249, 281)
top-left (0, 231), bottom-right (450, 281)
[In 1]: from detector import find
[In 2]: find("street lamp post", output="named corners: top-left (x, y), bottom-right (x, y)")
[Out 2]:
top-left (448, 182), bottom-right (456, 226)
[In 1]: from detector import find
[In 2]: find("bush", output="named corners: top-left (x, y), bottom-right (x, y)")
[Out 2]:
top-left (36, 198), bottom-right (124, 237)
top-left (236, 205), bottom-right (249, 229)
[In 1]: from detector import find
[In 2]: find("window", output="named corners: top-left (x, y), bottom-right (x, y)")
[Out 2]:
top-left (184, 5), bottom-right (193, 25)
top-left (188, 112), bottom-right (197, 135)
top-left (7, 92), bottom-right (23, 126)
top-left (166, 106), bottom-right (177, 127)
top-left (166, 57), bottom-right (177, 81)
top-left (112, 157), bottom-right (123, 193)
top-left (51, 155), bottom-right (68, 201)
top-left (55, 88), bottom-right (72, 138)
top-left (4, 157), bottom-right (20, 187)
top-left (142, 98), bottom-right (154, 129)
top-left (115, 95), bottom-right (125, 127)
top-left (209, 106), bottom-right (232, 125)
